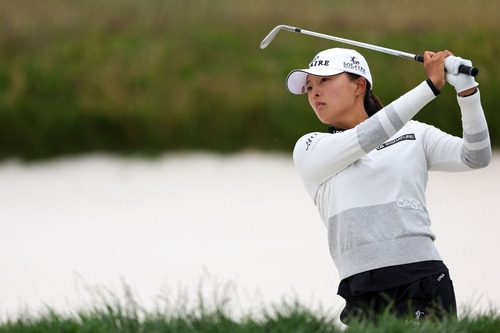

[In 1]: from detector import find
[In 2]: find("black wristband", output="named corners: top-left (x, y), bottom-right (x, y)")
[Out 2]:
top-left (426, 78), bottom-right (441, 96)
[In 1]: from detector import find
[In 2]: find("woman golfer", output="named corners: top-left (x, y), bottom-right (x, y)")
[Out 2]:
top-left (286, 48), bottom-right (490, 324)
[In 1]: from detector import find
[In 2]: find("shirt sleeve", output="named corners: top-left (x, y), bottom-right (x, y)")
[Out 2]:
top-left (293, 80), bottom-right (436, 185)
top-left (424, 89), bottom-right (491, 171)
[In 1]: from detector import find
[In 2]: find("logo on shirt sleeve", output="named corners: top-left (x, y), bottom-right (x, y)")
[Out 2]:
top-left (305, 133), bottom-right (319, 151)
top-left (376, 133), bottom-right (416, 150)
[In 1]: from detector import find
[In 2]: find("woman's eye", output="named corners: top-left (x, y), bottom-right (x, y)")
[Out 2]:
top-left (321, 78), bottom-right (328, 83)
top-left (306, 86), bottom-right (312, 92)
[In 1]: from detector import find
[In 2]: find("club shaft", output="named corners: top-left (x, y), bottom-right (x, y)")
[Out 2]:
top-left (261, 25), bottom-right (478, 76)
top-left (300, 28), bottom-right (418, 61)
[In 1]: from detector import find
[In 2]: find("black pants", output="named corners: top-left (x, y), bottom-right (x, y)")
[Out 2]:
top-left (340, 271), bottom-right (457, 325)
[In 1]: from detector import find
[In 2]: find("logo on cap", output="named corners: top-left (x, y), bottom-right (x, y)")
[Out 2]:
top-left (343, 56), bottom-right (366, 74)
top-left (308, 56), bottom-right (330, 68)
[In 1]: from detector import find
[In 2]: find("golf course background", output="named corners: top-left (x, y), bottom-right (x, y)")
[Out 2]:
top-left (0, 0), bottom-right (498, 160)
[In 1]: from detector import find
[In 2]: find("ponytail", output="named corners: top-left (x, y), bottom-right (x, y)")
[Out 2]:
top-left (364, 86), bottom-right (384, 117)
top-left (346, 73), bottom-right (384, 117)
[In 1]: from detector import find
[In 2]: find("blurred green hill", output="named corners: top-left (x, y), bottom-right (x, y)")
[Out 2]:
top-left (0, 0), bottom-right (498, 160)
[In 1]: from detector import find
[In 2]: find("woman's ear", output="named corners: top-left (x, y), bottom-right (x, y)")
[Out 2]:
top-left (355, 77), bottom-right (367, 96)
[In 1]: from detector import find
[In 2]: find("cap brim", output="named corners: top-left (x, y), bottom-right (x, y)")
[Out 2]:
top-left (286, 67), bottom-right (344, 94)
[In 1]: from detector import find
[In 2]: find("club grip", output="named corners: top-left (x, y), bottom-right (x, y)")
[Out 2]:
top-left (415, 55), bottom-right (478, 77)
top-left (458, 64), bottom-right (479, 77)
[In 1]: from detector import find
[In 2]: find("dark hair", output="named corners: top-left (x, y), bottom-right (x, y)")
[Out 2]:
top-left (346, 73), bottom-right (384, 117)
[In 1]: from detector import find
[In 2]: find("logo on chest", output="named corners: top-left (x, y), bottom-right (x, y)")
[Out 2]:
top-left (397, 198), bottom-right (424, 211)
top-left (376, 133), bottom-right (416, 150)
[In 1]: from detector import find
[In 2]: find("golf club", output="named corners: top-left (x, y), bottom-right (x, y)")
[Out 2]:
top-left (260, 25), bottom-right (478, 77)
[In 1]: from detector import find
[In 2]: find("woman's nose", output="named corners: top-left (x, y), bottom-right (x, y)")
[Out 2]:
top-left (309, 86), bottom-right (320, 97)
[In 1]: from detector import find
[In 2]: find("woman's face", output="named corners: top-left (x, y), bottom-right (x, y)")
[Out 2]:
top-left (306, 73), bottom-right (364, 128)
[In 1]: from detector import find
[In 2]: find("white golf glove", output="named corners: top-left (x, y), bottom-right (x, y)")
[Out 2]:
top-left (445, 56), bottom-right (478, 94)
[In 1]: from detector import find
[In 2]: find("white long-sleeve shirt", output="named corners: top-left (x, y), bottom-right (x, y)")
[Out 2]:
top-left (293, 81), bottom-right (491, 280)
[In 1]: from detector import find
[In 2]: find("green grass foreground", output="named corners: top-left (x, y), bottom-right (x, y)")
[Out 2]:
top-left (1, 301), bottom-right (499, 333)
top-left (0, 0), bottom-right (499, 160)
top-left (1, 281), bottom-right (499, 333)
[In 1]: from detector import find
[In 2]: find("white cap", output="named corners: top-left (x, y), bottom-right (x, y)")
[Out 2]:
top-left (286, 48), bottom-right (373, 94)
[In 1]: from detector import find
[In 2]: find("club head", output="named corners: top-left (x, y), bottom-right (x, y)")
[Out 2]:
top-left (260, 25), bottom-right (297, 49)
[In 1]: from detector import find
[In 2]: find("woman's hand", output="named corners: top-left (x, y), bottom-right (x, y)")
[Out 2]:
top-left (424, 50), bottom-right (452, 90)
